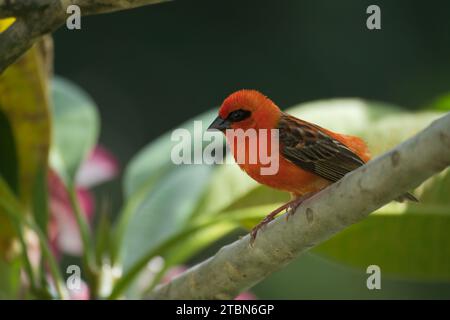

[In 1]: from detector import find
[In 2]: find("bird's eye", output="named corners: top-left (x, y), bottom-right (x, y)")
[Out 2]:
top-left (227, 109), bottom-right (251, 122)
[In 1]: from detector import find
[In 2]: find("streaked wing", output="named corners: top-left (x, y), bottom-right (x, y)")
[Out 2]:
top-left (278, 113), bottom-right (365, 182)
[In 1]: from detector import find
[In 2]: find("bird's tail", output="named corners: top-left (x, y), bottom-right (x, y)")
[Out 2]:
top-left (395, 192), bottom-right (419, 203)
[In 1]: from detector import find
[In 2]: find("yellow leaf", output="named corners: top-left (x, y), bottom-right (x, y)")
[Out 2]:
top-left (0, 44), bottom-right (51, 255)
top-left (0, 18), bottom-right (16, 33)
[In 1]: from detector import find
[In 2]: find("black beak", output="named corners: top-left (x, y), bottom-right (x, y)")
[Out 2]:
top-left (207, 116), bottom-right (230, 132)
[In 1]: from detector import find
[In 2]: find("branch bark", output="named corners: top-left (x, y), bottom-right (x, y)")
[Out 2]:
top-left (149, 112), bottom-right (450, 299)
top-left (0, 0), bottom-right (169, 74)
top-left (0, 0), bottom-right (54, 18)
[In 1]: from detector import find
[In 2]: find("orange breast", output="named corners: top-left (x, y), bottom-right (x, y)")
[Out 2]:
top-left (229, 131), bottom-right (331, 196)
top-left (240, 156), bottom-right (331, 196)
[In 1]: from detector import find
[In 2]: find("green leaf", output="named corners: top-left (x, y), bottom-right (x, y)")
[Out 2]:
top-left (162, 204), bottom-right (283, 267)
top-left (95, 208), bottom-right (112, 267)
top-left (307, 115), bottom-right (449, 280)
top-left (32, 166), bottom-right (49, 236)
top-left (116, 109), bottom-right (227, 293)
top-left (314, 203), bottom-right (450, 281)
top-left (110, 204), bottom-right (278, 299)
top-left (162, 221), bottom-right (236, 266)
top-left (254, 252), bottom-right (450, 299)
top-left (124, 109), bottom-right (218, 197)
top-left (0, 257), bottom-right (21, 299)
top-left (285, 98), bottom-right (403, 134)
top-left (50, 77), bottom-right (99, 185)
top-left (192, 161), bottom-right (261, 217)
top-left (429, 92), bottom-right (450, 111)
top-left (313, 113), bottom-right (450, 281)
top-left (122, 164), bottom-right (214, 270)
top-left (116, 109), bottom-right (218, 267)
top-left (360, 112), bottom-right (442, 156)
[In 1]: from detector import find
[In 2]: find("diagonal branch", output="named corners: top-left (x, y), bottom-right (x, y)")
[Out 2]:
top-left (149, 112), bottom-right (450, 299)
top-left (0, 0), bottom-right (169, 74)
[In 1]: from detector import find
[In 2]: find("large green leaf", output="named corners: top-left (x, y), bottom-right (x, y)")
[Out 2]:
top-left (313, 112), bottom-right (450, 281)
top-left (50, 77), bottom-right (99, 185)
top-left (283, 98), bottom-right (403, 134)
top-left (116, 108), bottom-right (234, 299)
top-left (314, 204), bottom-right (450, 281)
top-left (122, 164), bottom-right (213, 270)
top-left (0, 257), bottom-right (21, 299)
top-left (360, 112), bottom-right (442, 156)
top-left (253, 252), bottom-right (450, 299)
top-left (117, 110), bottom-right (219, 267)
top-left (429, 92), bottom-right (450, 111)
top-left (162, 204), bottom-right (280, 267)
top-left (124, 109), bottom-right (218, 196)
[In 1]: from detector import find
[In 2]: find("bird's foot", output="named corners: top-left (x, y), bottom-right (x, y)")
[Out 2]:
top-left (285, 192), bottom-right (317, 221)
top-left (250, 201), bottom-right (291, 246)
top-left (249, 192), bottom-right (319, 245)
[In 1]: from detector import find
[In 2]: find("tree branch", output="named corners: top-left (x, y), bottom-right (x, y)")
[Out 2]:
top-left (0, 0), bottom-right (54, 18)
top-left (149, 112), bottom-right (450, 299)
top-left (0, 0), bottom-right (169, 74)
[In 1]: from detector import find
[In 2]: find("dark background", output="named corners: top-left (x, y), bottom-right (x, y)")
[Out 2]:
top-left (54, 0), bottom-right (450, 299)
top-left (54, 0), bottom-right (450, 166)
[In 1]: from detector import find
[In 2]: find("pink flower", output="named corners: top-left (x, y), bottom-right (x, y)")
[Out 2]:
top-left (234, 291), bottom-right (257, 300)
top-left (68, 280), bottom-right (90, 300)
top-left (161, 266), bottom-right (188, 284)
top-left (76, 145), bottom-right (119, 188)
top-left (49, 145), bottom-right (119, 256)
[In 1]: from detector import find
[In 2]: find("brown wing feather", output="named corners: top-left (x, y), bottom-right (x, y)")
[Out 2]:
top-left (278, 113), bottom-right (366, 183)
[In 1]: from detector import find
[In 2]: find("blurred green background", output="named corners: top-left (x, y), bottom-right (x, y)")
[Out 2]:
top-left (53, 0), bottom-right (450, 299)
top-left (54, 0), bottom-right (450, 165)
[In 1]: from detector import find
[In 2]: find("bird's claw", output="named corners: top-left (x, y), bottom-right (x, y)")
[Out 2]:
top-left (285, 205), bottom-right (295, 221)
top-left (284, 193), bottom-right (314, 221)
top-left (249, 193), bottom-right (316, 246)
top-left (250, 229), bottom-right (258, 247)
top-left (250, 216), bottom-right (272, 246)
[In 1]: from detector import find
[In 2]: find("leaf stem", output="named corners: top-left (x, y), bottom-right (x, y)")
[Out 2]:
top-left (110, 180), bottom-right (154, 266)
top-left (13, 220), bottom-right (37, 294)
top-left (0, 196), bottom-right (66, 299)
top-left (67, 183), bottom-right (98, 296)
top-left (26, 218), bottom-right (68, 299)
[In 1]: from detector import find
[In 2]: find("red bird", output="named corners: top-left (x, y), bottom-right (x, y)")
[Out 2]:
top-left (208, 90), bottom-right (417, 242)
